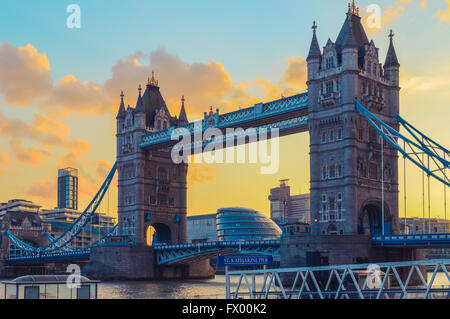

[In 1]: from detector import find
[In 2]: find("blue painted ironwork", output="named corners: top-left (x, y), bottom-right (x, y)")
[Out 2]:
top-left (356, 99), bottom-right (449, 186)
top-left (373, 233), bottom-right (450, 247)
top-left (6, 162), bottom-right (117, 254)
top-left (44, 232), bottom-right (75, 251)
top-left (6, 249), bottom-right (91, 263)
top-left (154, 240), bottom-right (280, 265)
top-left (140, 93), bottom-right (308, 148)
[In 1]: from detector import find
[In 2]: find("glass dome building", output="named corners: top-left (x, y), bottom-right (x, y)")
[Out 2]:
top-left (216, 207), bottom-right (282, 241)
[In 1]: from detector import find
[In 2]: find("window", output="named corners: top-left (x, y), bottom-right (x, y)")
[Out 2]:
top-left (337, 127), bottom-right (343, 140)
top-left (328, 129), bottom-right (334, 142)
top-left (322, 194), bottom-right (328, 202)
top-left (337, 192), bottom-right (343, 201)
top-left (326, 57), bottom-right (334, 70)
top-left (329, 165), bottom-right (336, 179)
top-left (321, 130), bottom-right (327, 144)
top-left (322, 166), bottom-right (327, 180)
top-left (337, 164), bottom-right (343, 178)
top-left (326, 81), bottom-right (334, 94)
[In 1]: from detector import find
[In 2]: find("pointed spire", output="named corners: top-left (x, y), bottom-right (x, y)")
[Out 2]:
top-left (116, 91), bottom-right (126, 119)
top-left (148, 70), bottom-right (159, 87)
top-left (178, 95), bottom-right (188, 124)
top-left (385, 30), bottom-right (400, 67)
top-left (340, 13), bottom-right (358, 48)
top-left (135, 84), bottom-right (144, 112)
top-left (307, 21), bottom-right (321, 61)
top-left (348, 0), bottom-right (360, 16)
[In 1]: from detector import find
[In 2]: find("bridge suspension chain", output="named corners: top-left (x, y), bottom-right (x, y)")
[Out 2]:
top-left (6, 162), bottom-right (117, 254)
top-left (356, 99), bottom-right (449, 187)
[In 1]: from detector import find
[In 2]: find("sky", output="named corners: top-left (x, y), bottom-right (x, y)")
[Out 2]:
top-left (0, 0), bottom-right (449, 221)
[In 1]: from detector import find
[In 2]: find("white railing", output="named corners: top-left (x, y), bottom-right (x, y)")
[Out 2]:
top-left (225, 259), bottom-right (450, 299)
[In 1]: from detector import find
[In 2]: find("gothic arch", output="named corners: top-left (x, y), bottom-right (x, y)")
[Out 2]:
top-left (358, 199), bottom-right (392, 237)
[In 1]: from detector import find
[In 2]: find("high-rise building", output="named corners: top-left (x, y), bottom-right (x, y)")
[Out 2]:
top-left (268, 180), bottom-right (310, 226)
top-left (57, 167), bottom-right (78, 210)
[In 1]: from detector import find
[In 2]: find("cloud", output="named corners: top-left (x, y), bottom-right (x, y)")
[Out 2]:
top-left (26, 180), bottom-right (56, 199)
top-left (281, 57), bottom-right (308, 87)
top-left (401, 75), bottom-right (450, 92)
top-left (436, 0), bottom-right (450, 23)
top-left (0, 42), bottom-right (53, 106)
top-left (0, 111), bottom-right (68, 146)
top-left (105, 47), bottom-right (234, 119)
top-left (10, 138), bottom-right (51, 166)
top-left (0, 151), bottom-right (9, 174)
top-left (362, 0), bottom-right (413, 36)
top-left (421, 0), bottom-right (428, 9)
top-left (41, 75), bottom-right (110, 117)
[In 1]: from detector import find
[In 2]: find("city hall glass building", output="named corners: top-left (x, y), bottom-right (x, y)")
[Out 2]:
top-left (216, 207), bottom-right (281, 241)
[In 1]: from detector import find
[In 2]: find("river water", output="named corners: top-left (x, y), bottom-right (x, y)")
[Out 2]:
top-left (1, 273), bottom-right (449, 299)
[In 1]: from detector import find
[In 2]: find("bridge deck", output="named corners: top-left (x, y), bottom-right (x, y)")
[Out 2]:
top-left (139, 93), bottom-right (308, 150)
top-left (373, 233), bottom-right (450, 247)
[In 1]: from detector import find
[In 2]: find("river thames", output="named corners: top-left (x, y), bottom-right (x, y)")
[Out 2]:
top-left (1, 272), bottom-right (449, 299)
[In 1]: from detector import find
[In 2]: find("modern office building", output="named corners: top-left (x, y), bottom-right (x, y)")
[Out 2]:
top-left (216, 207), bottom-right (281, 241)
top-left (268, 180), bottom-right (310, 226)
top-left (187, 214), bottom-right (218, 243)
top-left (0, 199), bottom-right (41, 217)
top-left (400, 217), bottom-right (450, 259)
top-left (40, 208), bottom-right (116, 249)
top-left (57, 167), bottom-right (78, 210)
top-left (400, 217), bottom-right (450, 235)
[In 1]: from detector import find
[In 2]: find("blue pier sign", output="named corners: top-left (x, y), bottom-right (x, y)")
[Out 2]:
top-left (218, 255), bottom-right (273, 267)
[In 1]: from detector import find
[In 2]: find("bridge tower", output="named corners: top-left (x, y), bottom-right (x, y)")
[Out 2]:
top-left (307, 4), bottom-right (401, 238)
top-left (116, 74), bottom-right (188, 246)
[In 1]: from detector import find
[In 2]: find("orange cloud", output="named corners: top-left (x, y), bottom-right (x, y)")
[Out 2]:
top-left (26, 180), bottom-right (56, 200)
top-left (41, 75), bottom-right (110, 117)
top-left (281, 57), bottom-right (308, 88)
top-left (10, 138), bottom-right (50, 166)
top-left (0, 42), bottom-right (53, 106)
top-left (0, 151), bottom-right (9, 174)
top-left (362, 0), bottom-right (413, 36)
top-left (436, 0), bottom-right (450, 23)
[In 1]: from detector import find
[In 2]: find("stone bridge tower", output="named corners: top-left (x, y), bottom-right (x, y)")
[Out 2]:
top-left (116, 73), bottom-right (189, 246)
top-left (307, 4), bottom-right (401, 238)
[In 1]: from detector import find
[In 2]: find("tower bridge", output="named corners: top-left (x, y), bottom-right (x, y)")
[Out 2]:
top-left (2, 3), bottom-right (449, 280)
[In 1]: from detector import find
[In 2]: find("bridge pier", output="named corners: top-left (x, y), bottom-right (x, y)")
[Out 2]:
top-left (82, 245), bottom-right (214, 280)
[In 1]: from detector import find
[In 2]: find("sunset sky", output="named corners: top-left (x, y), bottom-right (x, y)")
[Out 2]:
top-left (0, 0), bottom-right (449, 220)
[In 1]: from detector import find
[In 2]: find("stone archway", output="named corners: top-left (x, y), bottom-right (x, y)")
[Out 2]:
top-left (358, 201), bottom-right (392, 237)
top-left (146, 223), bottom-right (172, 246)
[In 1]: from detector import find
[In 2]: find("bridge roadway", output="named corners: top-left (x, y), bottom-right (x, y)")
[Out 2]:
top-left (6, 234), bottom-right (450, 265)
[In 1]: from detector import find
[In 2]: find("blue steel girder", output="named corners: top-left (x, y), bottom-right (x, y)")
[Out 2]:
top-left (155, 240), bottom-right (280, 265)
top-left (6, 162), bottom-right (118, 254)
top-left (373, 233), bottom-right (450, 248)
top-left (356, 99), bottom-right (449, 186)
top-left (139, 93), bottom-right (308, 150)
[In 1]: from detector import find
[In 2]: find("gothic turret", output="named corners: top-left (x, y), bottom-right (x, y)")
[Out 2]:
top-left (384, 30), bottom-right (400, 87)
top-left (178, 96), bottom-right (189, 125)
top-left (116, 91), bottom-right (126, 119)
top-left (135, 84), bottom-right (144, 113)
top-left (307, 21), bottom-right (321, 81)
